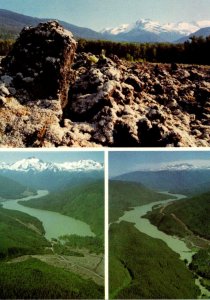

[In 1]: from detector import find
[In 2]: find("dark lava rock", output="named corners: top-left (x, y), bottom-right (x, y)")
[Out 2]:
top-left (113, 120), bottom-right (139, 147)
top-left (2, 21), bottom-right (77, 108)
top-left (125, 74), bottom-right (142, 92)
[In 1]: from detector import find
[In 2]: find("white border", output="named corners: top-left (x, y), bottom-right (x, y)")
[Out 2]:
top-left (104, 150), bottom-right (109, 300)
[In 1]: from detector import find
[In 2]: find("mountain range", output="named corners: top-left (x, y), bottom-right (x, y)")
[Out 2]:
top-left (0, 157), bottom-right (103, 173)
top-left (0, 173), bottom-right (32, 199)
top-left (114, 163), bottom-right (210, 196)
top-left (101, 19), bottom-right (210, 43)
top-left (0, 157), bottom-right (104, 191)
top-left (0, 9), bottom-right (210, 43)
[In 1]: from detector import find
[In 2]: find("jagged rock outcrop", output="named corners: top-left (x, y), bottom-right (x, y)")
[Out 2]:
top-left (0, 21), bottom-right (209, 147)
top-left (64, 53), bottom-right (210, 147)
top-left (1, 21), bottom-right (77, 108)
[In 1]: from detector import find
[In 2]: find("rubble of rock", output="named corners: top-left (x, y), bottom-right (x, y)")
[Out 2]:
top-left (0, 22), bottom-right (209, 147)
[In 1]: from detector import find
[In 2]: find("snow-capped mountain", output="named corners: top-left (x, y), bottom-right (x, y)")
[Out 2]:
top-left (0, 157), bottom-right (103, 173)
top-left (0, 157), bottom-right (104, 192)
top-left (54, 160), bottom-right (103, 172)
top-left (101, 19), bottom-right (210, 42)
top-left (102, 23), bottom-right (130, 35)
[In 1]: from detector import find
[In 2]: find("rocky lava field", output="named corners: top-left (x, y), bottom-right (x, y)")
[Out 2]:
top-left (0, 21), bottom-right (209, 147)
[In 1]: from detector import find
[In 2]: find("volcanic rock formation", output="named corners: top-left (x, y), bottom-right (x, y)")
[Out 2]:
top-left (0, 21), bottom-right (209, 147)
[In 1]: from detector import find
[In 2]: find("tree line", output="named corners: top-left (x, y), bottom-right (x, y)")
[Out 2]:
top-left (0, 35), bottom-right (210, 65)
top-left (77, 36), bottom-right (210, 65)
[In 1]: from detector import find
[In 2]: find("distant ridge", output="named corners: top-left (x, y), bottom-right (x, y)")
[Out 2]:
top-left (0, 9), bottom-right (210, 43)
top-left (114, 166), bottom-right (210, 196)
top-left (176, 26), bottom-right (210, 43)
top-left (0, 9), bottom-right (103, 40)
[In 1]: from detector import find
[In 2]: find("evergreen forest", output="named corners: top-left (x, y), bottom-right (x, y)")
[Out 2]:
top-left (0, 35), bottom-right (210, 65)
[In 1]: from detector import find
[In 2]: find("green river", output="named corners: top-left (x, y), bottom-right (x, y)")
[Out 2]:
top-left (2, 190), bottom-right (95, 240)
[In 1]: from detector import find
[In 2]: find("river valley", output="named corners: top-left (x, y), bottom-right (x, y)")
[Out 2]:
top-left (118, 191), bottom-right (210, 299)
top-left (1, 189), bottom-right (104, 286)
top-left (2, 190), bottom-right (95, 240)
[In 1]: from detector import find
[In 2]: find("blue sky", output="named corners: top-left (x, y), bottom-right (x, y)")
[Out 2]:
top-left (109, 151), bottom-right (210, 177)
top-left (0, 150), bottom-right (104, 164)
top-left (0, 0), bottom-right (210, 30)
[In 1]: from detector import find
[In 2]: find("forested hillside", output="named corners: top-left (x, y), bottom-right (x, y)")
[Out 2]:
top-left (109, 180), bottom-right (172, 222)
top-left (0, 174), bottom-right (34, 199)
top-left (0, 257), bottom-right (104, 299)
top-left (190, 248), bottom-right (210, 291)
top-left (21, 180), bottom-right (104, 236)
top-left (1, 35), bottom-right (210, 65)
top-left (78, 36), bottom-right (210, 65)
top-left (109, 221), bottom-right (199, 299)
top-left (0, 206), bottom-right (49, 259)
top-left (0, 184), bottom-right (104, 298)
top-left (146, 191), bottom-right (210, 239)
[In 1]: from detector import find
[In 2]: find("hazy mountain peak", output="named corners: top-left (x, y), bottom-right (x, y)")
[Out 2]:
top-left (160, 163), bottom-right (196, 171)
top-left (156, 161), bottom-right (210, 171)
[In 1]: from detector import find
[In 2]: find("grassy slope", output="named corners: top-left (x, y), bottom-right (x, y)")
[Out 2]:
top-left (109, 221), bottom-right (199, 299)
top-left (147, 191), bottom-right (210, 239)
top-left (0, 206), bottom-right (50, 259)
top-left (0, 257), bottom-right (104, 299)
top-left (0, 174), bottom-right (31, 199)
top-left (109, 180), bottom-right (173, 222)
top-left (20, 180), bottom-right (104, 237)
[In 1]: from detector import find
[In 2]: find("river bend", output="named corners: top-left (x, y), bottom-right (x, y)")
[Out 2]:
top-left (2, 190), bottom-right (95, 240)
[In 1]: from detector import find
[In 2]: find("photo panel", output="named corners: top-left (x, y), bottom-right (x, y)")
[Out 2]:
top-left (109, 150), bottom-right (210, 299)
top-left (0, 149), bottom-right (105, 299)
top-left (0, 1), bottom-right (210, 148)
